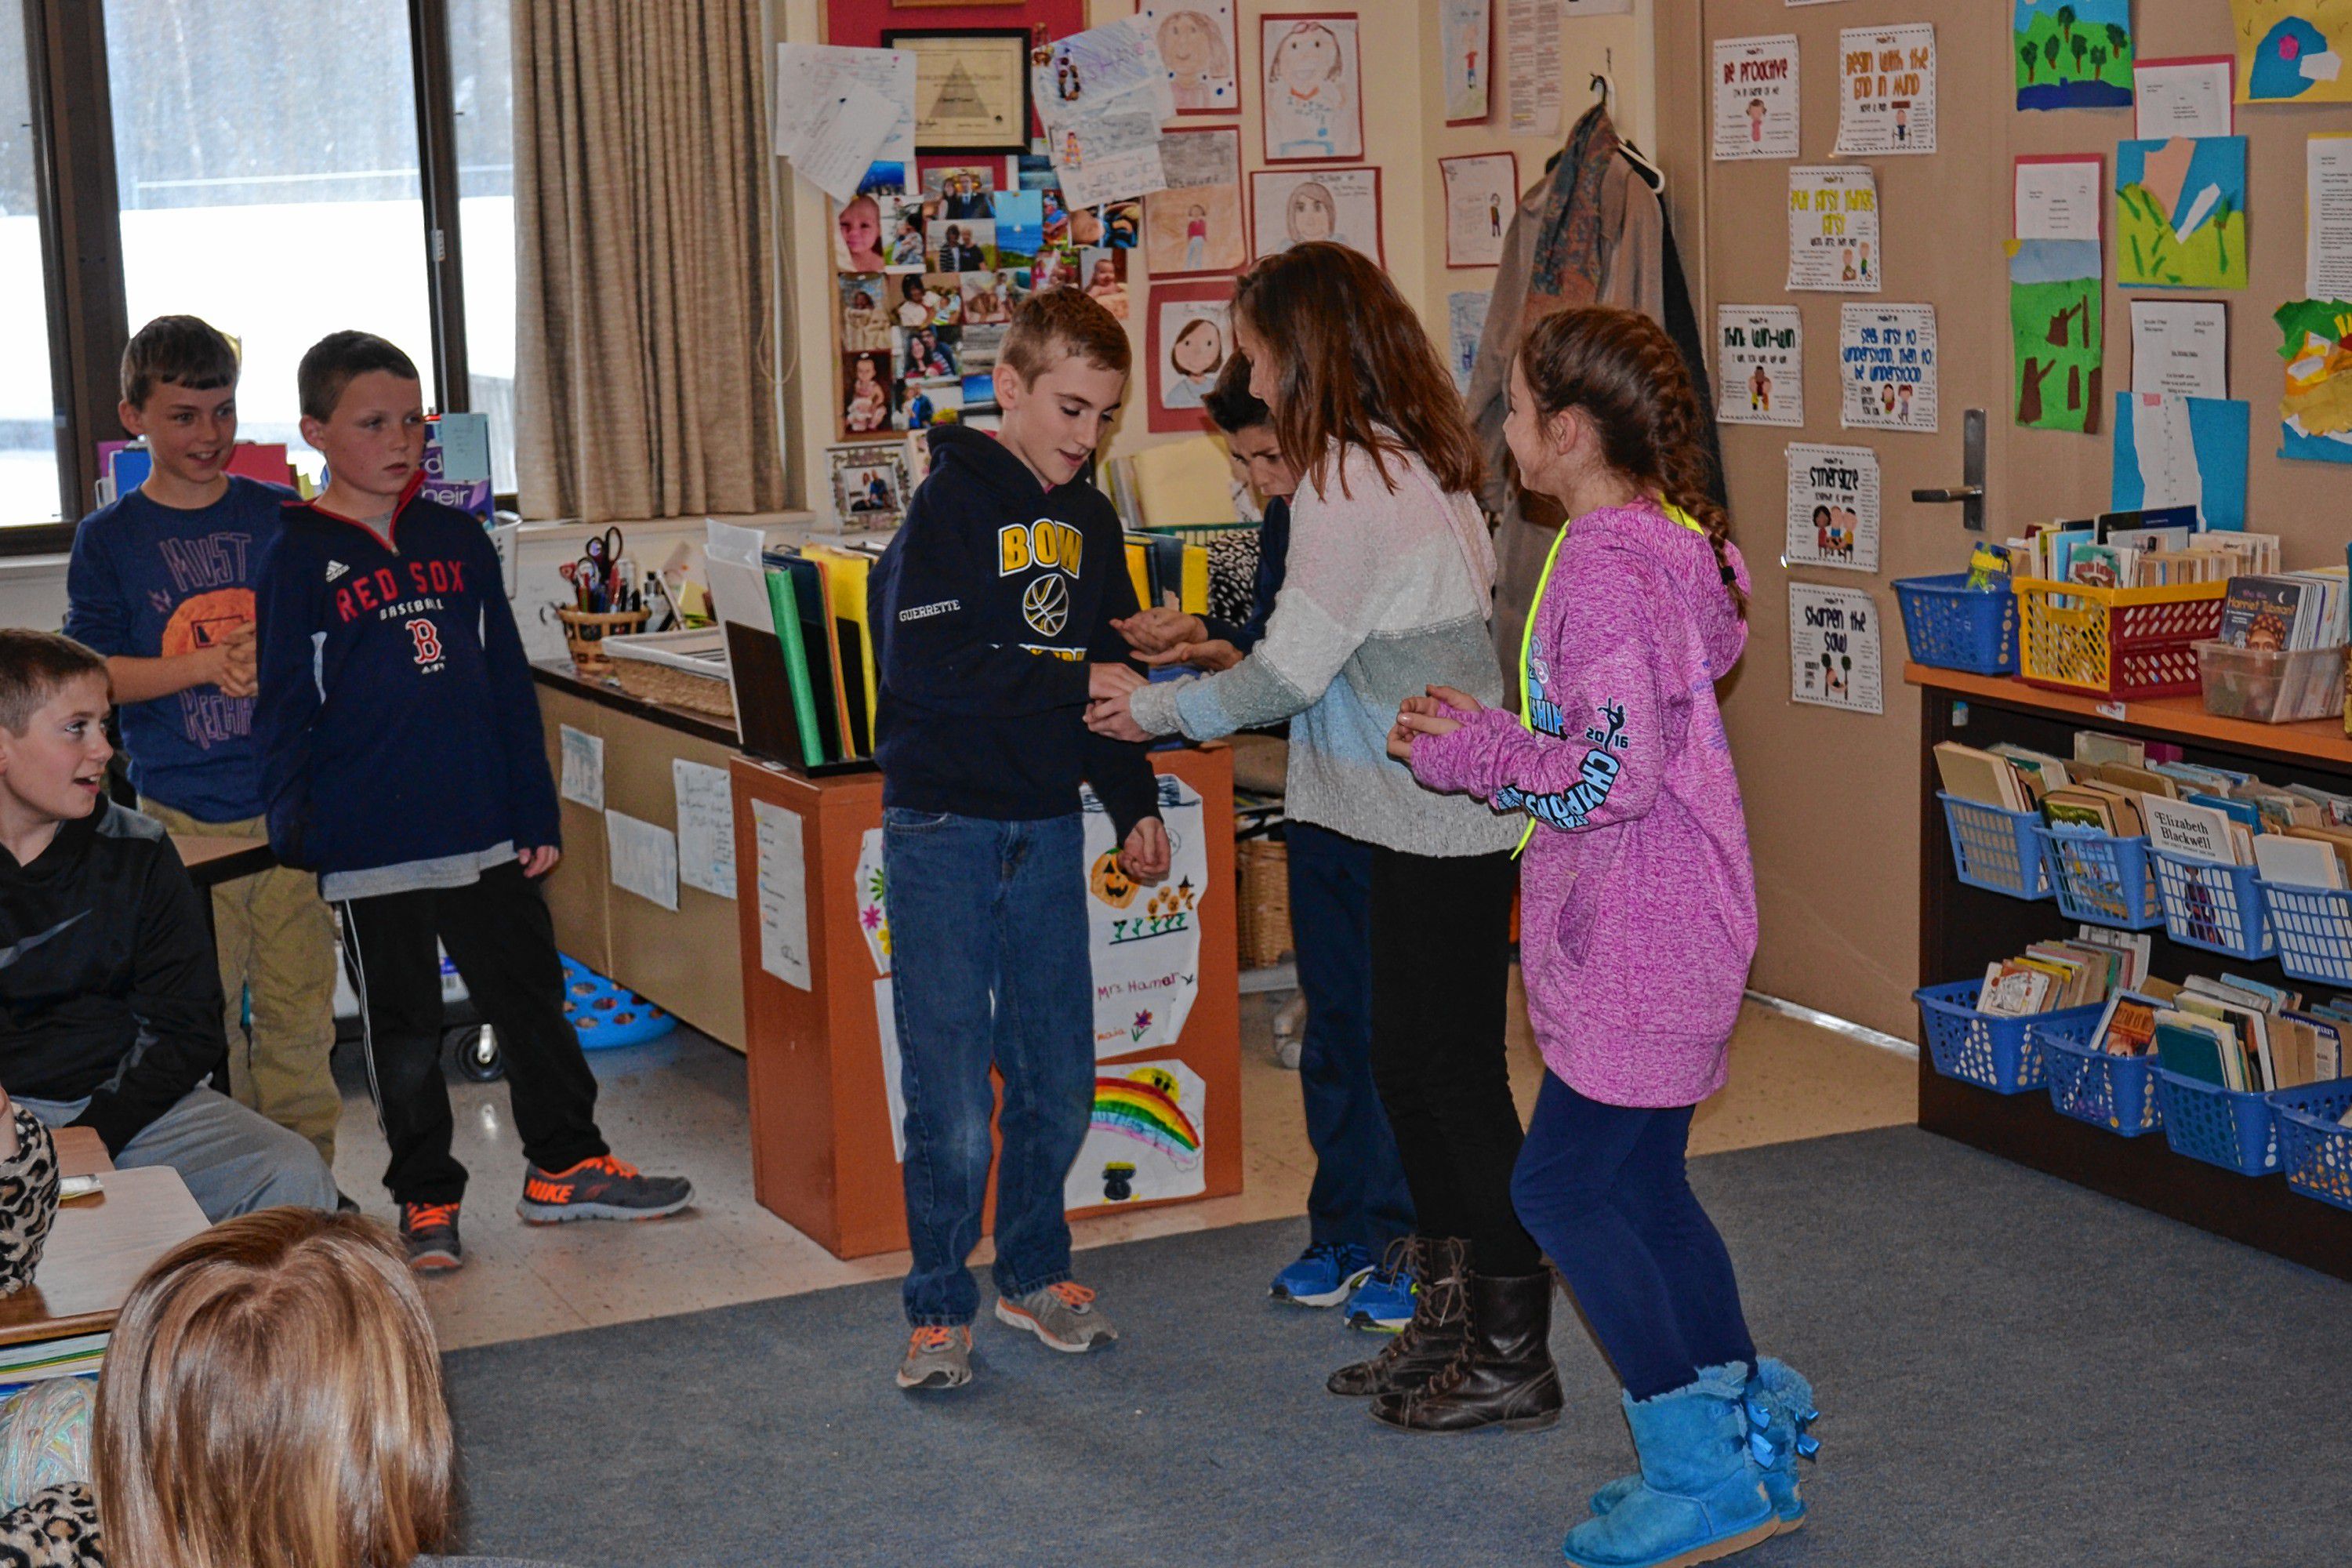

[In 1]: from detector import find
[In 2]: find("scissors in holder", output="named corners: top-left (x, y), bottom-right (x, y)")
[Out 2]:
top-left (583, 528), bottom-right (624, 573)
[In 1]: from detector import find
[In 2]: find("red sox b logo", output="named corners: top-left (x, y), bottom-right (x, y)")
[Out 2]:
top-left (406, 618), bottom-right (444, 666)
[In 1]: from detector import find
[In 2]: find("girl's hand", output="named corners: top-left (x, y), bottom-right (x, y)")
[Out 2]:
top-left (1089, 662), bottom-right (1145, 702)
top-left (1425, 684), bottom-right (1483, 713)
top-left (1386, 704), bottom-right (1463, 760)
top-left (1139, 637), bottom-right (1241, 672)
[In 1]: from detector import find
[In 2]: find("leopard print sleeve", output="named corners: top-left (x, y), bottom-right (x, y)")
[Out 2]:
top-left (0, 1483), bottom-right (101, 1567)
top-left (0, 1109), bottom-right (62, 1298)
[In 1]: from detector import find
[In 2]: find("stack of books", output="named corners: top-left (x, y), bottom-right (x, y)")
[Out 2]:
top-left (2149, 974), bottom-right (2350, 1093)
top-left (757, 543), bottom-right (885, 770)
top-left (2001, 507), bottom-right (2281, 589)
top-left (1976, 927), bottom-right (2147, 1017)
top-left (2213, 570), bottom-right (2351, 653)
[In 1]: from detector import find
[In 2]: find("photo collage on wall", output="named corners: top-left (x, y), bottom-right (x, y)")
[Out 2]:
top-left (836, 151), bottom-right (1138, 441)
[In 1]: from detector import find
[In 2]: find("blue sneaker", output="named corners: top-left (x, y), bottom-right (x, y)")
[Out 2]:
top-left (1344, 1250), bottom-right (1416, 1331)
top-left (1270, 1243), bottom-right (1374, 1307)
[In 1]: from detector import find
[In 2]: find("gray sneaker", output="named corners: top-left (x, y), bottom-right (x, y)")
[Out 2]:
top-left (895, 1324), bottom-right (973, 1390)
top-left (993, 1281), bottom-right (1118, 1352)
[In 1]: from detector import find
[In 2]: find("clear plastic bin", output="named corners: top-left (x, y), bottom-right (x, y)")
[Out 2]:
top-left (2194, 640), bottom-right (2347, 725)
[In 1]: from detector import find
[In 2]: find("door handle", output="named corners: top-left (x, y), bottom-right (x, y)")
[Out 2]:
top-left (1908, 408), bottom-right (1987, 532)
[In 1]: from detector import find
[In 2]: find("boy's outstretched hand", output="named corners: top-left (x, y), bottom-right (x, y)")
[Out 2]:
top-left (518, 846), bottom-right (562, 878)
top-left (1118, 817), bottom-right (1171, 883)
top-left (1090, 662), bottom-right (1145, 702)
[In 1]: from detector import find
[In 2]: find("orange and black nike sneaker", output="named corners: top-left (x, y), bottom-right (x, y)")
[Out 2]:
top-left (401, 1201), bottom-right (463, 1272)
top-left (515, 1155), bottom-right (693, 1224)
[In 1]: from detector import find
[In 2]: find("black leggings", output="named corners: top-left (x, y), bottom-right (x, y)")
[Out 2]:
top-left (1367, 846), bottom-right (1542, 1277)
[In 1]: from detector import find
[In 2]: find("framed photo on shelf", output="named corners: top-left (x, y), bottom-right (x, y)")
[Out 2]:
top-left (1146, 279), bottom-right (1236, 434)
top-left (1260, 12), bottom-right (1363, 164)
top-left (1249, 165), bottom-right (1383, 266)
top-left (1140, 2), bottom-right (1242, 116)
top-left (884, 29), bottom-right (1033, 154)
top-left (826, 442), bottom-right (914, 532)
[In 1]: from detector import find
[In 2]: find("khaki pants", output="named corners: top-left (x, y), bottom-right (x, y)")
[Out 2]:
top-left (141, 800), bottom-right (342, 1167)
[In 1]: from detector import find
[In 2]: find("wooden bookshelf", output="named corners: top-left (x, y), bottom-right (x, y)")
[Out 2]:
top-left (1907, 666), bottom-right (2352, 1282)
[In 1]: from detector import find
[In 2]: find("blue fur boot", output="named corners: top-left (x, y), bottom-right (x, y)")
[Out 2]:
top-left (1561, 1364), bottom-right (1775, 1568)
top-left (1588, 1359), bottom-right (1819, 1533)
top-left (1744, 1358), bottom-right (1820, 1531)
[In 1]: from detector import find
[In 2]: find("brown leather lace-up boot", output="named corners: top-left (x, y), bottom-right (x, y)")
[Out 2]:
top-left (1325, 1236), bottom-right (1471, 1398)
top-left (1370, 1268), bottom-right (1563, 1433)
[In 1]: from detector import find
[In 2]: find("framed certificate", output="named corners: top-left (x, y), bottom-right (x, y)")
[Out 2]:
top-left (884, 29), bottom-right (1034, 155)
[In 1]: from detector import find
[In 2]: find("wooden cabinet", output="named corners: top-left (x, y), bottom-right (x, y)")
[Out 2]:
top-left (731, 745), bottom-right (1244, 1259)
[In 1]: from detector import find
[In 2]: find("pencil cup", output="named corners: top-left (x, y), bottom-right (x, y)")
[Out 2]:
top-left (558, 607), bottom-right (650, 678)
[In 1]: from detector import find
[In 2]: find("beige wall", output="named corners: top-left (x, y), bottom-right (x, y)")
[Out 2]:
top-left (768, 0), bottom-right (1661, 504)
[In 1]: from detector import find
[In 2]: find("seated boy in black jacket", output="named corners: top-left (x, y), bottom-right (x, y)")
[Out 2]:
top-left (869, 289), bottom-right (1167, 1393)
top-left (252, 332), bottom-right (691, 1274)
top-left (0, 629), bottom-right (336, 1221)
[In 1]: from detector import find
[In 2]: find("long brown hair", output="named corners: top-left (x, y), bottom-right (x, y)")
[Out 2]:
top-left (1516, 306), bottom-right (1744, 616)
top-left (93, 1210), bottom-right (455, 1568)
top-left (1232, 242), bottom-right (1482, 499)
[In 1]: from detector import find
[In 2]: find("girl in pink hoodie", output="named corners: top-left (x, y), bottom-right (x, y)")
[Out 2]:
top-left (1392, 308), bottom-right (1816, 1568)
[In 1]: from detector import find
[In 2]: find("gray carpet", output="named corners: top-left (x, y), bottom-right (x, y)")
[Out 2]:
top-left (443, 1127), bottom-right (2352, 1568)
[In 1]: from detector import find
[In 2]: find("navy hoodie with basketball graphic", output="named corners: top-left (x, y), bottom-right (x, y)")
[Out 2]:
top-left (869, 423), bottom-right (1160, 842)
top-left (251, 476), bottom-right (559, 877)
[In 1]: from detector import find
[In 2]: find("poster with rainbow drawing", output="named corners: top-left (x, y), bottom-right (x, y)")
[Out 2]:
top-left (1065, 1061), bottom-right (1208, 1209)
top-left (1083, 775), bottom-right (1208, 1056)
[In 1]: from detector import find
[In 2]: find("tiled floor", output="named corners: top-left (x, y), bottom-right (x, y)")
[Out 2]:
top-left (332, 981), bottom-right (1918, 1352)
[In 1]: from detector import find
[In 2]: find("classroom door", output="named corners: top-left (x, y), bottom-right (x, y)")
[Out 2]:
top-left (1660, 5), bottom-right (2015, 1039)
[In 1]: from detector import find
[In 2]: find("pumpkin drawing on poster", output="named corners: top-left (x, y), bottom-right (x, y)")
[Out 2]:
top-left (1083, 775), bottom-right (1208, 1058)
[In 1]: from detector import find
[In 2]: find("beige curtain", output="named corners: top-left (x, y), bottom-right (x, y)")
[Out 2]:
top-left (514, 0), bottom-right (786, 522)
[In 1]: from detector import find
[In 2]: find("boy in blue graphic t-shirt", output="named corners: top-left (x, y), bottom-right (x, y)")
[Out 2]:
top-left (64, 315), bottom-right (342, 1168)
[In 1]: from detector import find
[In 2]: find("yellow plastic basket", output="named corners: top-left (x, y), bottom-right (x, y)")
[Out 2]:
top-left (2012, 577), bottom-right (2227, 699)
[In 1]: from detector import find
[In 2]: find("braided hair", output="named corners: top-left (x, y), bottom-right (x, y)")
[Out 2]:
top-left (1515, 307), bottom-right (1744, 617)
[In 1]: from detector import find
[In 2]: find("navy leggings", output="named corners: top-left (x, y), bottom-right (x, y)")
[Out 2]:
top-left (1509, 1073), bottom-right (1756, 1401)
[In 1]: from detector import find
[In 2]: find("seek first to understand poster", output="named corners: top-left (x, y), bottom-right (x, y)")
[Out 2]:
top-left (1839, 303), bottom-right (1939, 432)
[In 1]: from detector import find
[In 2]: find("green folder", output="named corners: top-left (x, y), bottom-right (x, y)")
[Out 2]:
top-left (2154, 1018), bottom-right (2233, 1090)
top-left (764, 566), bottom-right (829, 769)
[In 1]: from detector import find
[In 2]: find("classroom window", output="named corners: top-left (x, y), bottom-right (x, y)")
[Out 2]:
top-left (452, 0), bottom-right (517, 495)
top-left (103, 0), bottom-right (441, 485)
top-left (0, 0), bottom-right (64, 525)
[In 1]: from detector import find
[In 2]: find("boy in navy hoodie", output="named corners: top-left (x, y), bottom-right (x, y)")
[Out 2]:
top-left (870, 289), bottom-right (1166, 1392)
top-left (252, 332), bottom-right (691, 1272)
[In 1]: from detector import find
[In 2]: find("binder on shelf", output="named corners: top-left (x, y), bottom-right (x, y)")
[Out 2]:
top-left (762, 555), bottom-right (837, 768)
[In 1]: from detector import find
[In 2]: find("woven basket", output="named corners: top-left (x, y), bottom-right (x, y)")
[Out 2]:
top-left (558, 608), bottom-right (649, 678)
top-left (1236, 837), bottom-right (1293, 970)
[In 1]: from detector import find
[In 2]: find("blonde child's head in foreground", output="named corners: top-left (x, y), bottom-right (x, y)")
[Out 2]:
top-left (94, 1208), bottom-right (453, 1568)
top-left (0, 630), bottom-right (112, 835)
top-left (992, 289), bottom-right (1131, 490)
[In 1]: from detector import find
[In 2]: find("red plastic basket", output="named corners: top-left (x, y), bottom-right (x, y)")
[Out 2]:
top-left (2011, 577), bottom-right (2228, 699)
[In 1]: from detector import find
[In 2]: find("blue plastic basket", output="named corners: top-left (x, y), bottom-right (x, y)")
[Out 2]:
top-left (2270, 1081), bottom-right (2352, 1211)
top-left (2034, 826), bottom-right (2162, 929)
top-left (2154, 1070), bottom-right (2278, 1175)
top-left (1894, 574), bottom-right (2019, 676)
top-left (1938, 794), bottom-right (2052, 900)
top-left (558, 956), bottom-right (679, 1050)
top-left (2258, 881), bottom-right (2352, 987)
top-left (2149, 851), bottom-right (2274, 960)
top-left (2038, 1026), bottom-right (2165, 1137)
top-left (1914, 982), bottom-right (2105, 1094)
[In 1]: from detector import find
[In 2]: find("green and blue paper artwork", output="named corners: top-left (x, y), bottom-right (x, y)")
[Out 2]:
top-left (2116, 137), bottom-right (2248, 290)
top-left (2016, 1), bottom-right (2135, 110)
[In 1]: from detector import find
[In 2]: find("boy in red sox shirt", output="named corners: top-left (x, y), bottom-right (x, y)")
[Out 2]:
top-left (252, 331), bottom-right (691, 1273)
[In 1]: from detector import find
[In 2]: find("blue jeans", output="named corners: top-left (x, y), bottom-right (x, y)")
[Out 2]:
top-left (885, 808), bottom-right (1094, 1327)
top-left (1287, 822), bottom-right (1414, 1253)
top-left (1510, 1073), bottom-right (1756, 1401)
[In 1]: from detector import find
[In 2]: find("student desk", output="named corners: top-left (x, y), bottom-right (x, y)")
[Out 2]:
top-left (532, 663), bottom-right (749, 1051)
top-left (0, 1167), bottom-right (207, 1348)
top-left (731, 744), bottom-right (1244, 1259)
